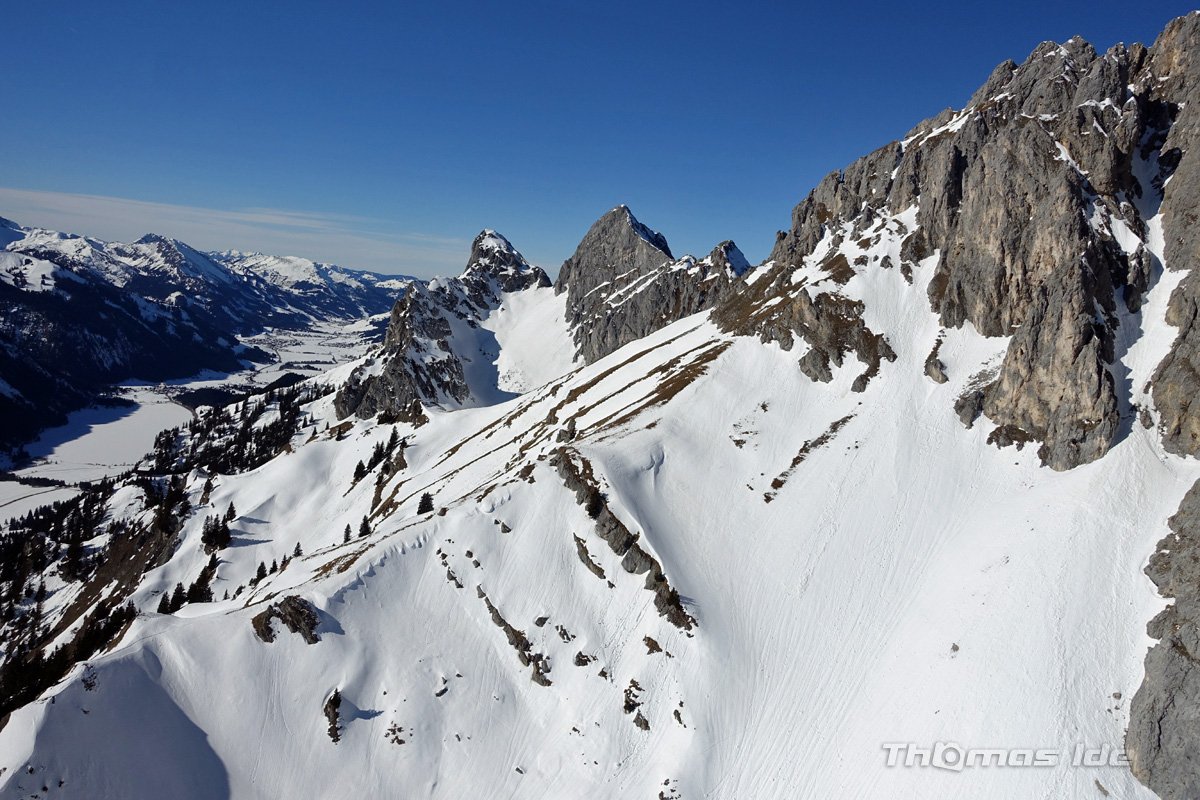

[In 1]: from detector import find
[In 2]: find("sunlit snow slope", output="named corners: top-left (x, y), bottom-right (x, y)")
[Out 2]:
top-left (0, 208), bottom-right (1191, 799)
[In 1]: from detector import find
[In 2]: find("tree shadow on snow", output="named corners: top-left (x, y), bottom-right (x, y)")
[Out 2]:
top-left (227, 535), bottom-right (271, 548)
top-left (340, 697), bottom-right (383, 722)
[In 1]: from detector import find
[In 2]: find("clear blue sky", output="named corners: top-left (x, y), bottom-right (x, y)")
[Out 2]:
top-left (0, 0), bottom-right (1193, 278)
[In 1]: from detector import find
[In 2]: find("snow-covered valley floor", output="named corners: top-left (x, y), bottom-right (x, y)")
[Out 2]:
top-left (0, 318), bottom-right (385, 524)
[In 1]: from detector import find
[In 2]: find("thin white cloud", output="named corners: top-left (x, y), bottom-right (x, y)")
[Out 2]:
top-left (0, 187), bottom-right (470, 278)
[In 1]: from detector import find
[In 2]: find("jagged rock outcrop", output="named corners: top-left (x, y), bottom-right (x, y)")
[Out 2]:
top-left (323, 689), bottom-right (342, 743)
top-left (1154, 267), bottom-right (1200, 456)
top-left (476, 585), bottom-right (552, 686)
top-left (712, 263), bottom-right (897, 392)
top-left (252, 596), bottom-right (321, 644)
top-left (555, 206), bottom-right (748, 363)
top-left (753, 27), bottom-right (1196, 469)
top-left (1128, 478), bottom-right (1200, 799)
top-left (1150, 15), bottom-right (1200, 459)
top-left (551, 448), bottom-right (695, 630)
top-left (334, 231), bottom-right (550, 420)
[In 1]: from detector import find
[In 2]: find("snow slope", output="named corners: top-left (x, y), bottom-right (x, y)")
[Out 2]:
top-left (0, 219), bottom-right (1192, 798)
top-left (479, 286), bottom-right (575, 396)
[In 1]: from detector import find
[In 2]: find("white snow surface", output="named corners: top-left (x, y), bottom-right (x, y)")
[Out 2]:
top-left (0, 208), bottom-right (1191, 800)
top-left (481, 286), bottom-right (576, 395)
top-left (18, 392), bottom-right (192, 484)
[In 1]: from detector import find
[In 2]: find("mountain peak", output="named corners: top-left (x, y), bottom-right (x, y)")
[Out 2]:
top-left (468, 229), bottom-right (521, 264)
top-left (705, 240), bottom-right (751, 276)
top-left (461, 230), bottom-right (550, 292)
top-left (555, 206), bottom-right (675, 297)
top-left (603, 205), bottom-right (672, 259)
top-left (134, 233), bottom-right (172, 246)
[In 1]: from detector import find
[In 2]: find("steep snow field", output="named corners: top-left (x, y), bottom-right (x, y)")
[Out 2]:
top-left (0, 228), bottom-right (1193, 799)
top-left (482, 286), bottom-right (575, 395)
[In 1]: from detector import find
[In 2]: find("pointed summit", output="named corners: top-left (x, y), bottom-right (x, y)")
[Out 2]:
top-left (461, 230), bottom-right (550, 294)
top-left (704, 240), bottom-right (751, 277)
top-left (554, 205), bottom-right (673, 300)
top-left (552, 207), bottom-right (744, 364)
top-left (612, 205), bottom-right (672, 259)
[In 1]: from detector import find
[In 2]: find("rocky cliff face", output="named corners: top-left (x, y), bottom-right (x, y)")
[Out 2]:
top-left (711, 14), bottom-right (1200, 794)
top-left (749, 29), bottom-right (1196, 470)
top-left (1149, 16), bottom-right (1200, 459)
top-left (1128, 478), bottom-right (1200, 800)
top-left (554, 205), bottom-right (748, 363)
top-left (334, 231), bottom-right (551, 421)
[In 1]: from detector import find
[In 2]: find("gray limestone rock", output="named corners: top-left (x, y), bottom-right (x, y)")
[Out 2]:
top-left (1128, 477), bottom-right (1200, 798)
top-left (1154, 266), bottom-right (1200, 457)
top-left (252, 596), bottom-right (321, 644)
top-left (757, 19), bottom-right (1200, 470)
top-left (334, 230), bottom-right (550, 421)
top-left (555, 206), bottom-right (747, 364)
top-left (712, 265), bottom-right (896, 393)
top-left (924, 338), bottom-right (948, 384)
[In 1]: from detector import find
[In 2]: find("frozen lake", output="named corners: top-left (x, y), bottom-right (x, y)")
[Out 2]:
top-left (0, 317), bottom-right (385, 526)
top-left (22, 391), bottom-right (194, 484)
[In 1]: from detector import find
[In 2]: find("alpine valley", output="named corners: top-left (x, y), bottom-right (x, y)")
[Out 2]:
top-left (0, 216), bottom-right (410, 452)
top-left (8, 14), bottom-right (1200, 800)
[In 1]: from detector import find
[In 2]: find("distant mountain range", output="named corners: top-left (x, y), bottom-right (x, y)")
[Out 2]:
top-left (0, 217), bottom-right (412, 450)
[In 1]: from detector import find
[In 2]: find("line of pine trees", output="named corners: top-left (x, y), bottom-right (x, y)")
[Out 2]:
top-left (354, 427), bottom-right (405, 483)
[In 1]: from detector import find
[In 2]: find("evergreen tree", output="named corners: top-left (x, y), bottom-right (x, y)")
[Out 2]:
top-left (354, 461), bottom-right (367, 482)
top-left (417, 492), bottom-right (434, 514)
top-left (63, 536), bottom-right (84, 582)
top-left (201, 516), bottom-right (216, 551)
top-left (169, 582), bottom-right (186, 613)
top-left (157, 593), bottom-right (171, 614)
top-left (343, 524), bottom-right (351, 543)
top-left (255, 561), bottom-right (268, 583)
top-left (187, 570), bottom-right (213, 604)
top-left (358, 516), bottom-right (371, 538)
top-left (270, 559), bottom-right (278, 574)
top-left (224, 502), bottom-right (237, 522)
top-left (293, 542), bottom-right (303, 558)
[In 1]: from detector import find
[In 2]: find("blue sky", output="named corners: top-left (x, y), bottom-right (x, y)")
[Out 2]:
top-left (0, 0), bottom-right (1192, 278)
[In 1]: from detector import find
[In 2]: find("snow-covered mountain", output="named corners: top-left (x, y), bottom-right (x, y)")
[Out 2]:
top-left (7, 13), bottom-right (1200, 800)
top-left (5, 221), bottom-right (406, 331)
top-left (0, 219), bottom-right (412, 451)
